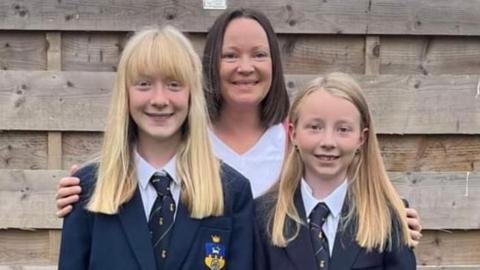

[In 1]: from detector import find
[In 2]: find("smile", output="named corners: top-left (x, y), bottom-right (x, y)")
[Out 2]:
top-left (145, 112), bottom-right (174, 119)
top-left (232, 80), bottom-right (258, 85)
top-left (314, 155), bottom-right (339, 161)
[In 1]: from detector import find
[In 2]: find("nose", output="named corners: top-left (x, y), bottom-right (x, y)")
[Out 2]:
top-left (150, 83), bottom-right (169, 107)
top-left (320, 129), bottom-right (336, 150)
top-left (237, 56), bottom-right (254, 74)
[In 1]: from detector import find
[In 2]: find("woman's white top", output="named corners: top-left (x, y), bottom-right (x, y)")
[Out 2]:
top-left (208, 123), bottom-right (287, 198)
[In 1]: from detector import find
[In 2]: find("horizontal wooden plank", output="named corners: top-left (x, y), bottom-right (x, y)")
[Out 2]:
top-left (286, 74), bottom-right (480, 134)
top-left (0, 170), bottom-right (477, 229)
top-left (3, 132), bottom-right (479, 171)
top-left (0, 1), bottom-right (479, 35)
top-left (381, 36), bottom-right (480, 75)
top-left (1, 71), bottom-right (479, 133)
top-left (278, 34), bottom-right (365, 74)
top-left (0, 170), bottom-right (66, 229)
top-left (391, 172), bottom-right (480, 230)
top-left (380, 135), bottom-right (480, 172)
top-left (416, 230), bottom-right (480, 265)
top-left (62, 132), bottom-right (101, 170)
top-left (61, 32), bottom-right (366, 74)
top-left (0, 31), bottom-right (47, 70)
top-left (0, 132), bottom-right (47, 170)
top-left (6, 31), bottom-right (480, 75)
top-left (0, 229), bottom-right (52, 265)
top-left (1, 229), bottom-right (479, 266)
top-left (0, 71), bottom-right (112, 131)
top-left (62, 32), bottom-right (125, 72)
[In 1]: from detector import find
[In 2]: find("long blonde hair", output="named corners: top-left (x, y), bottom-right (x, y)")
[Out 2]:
top-left (270, 72), bottom-right (411, 250)
top-left (87, 26), bottom-right (224, 218)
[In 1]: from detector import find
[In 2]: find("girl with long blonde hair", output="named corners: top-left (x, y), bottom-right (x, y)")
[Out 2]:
top-left (255, 72), bottom-right (416, 270)
top-left (59, 26), bottom-right (253, 270)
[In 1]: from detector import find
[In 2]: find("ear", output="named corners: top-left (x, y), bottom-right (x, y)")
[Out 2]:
top-left (288, 122), bottom-right (297, 145)
top-left (359, 127), bottom-right (369, 147)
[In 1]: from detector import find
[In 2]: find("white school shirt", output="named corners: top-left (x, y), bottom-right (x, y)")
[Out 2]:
top-left (208, 123), bottom-right (287, 198)
top-left (301, 179), bottom-right (348, 256)
top-left (134, 150), bottom-right (181, 221)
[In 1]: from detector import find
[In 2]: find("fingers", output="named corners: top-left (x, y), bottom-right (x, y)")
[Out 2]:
top-left (406, 208), bottom-right (423, 233)
top-left (55, 190), bottom-right (80, 217)
top-left (56, 192), bottom-right (80, 209)
top-left (409, 230), bottom-right (422, 247)
top-left (56, 177), bottom-right (81, 193)
top-left (405, 207), bottom-right (423, 247)
top-left (56, 205), bottom-right (74, 218)
top-left (406, 207), bottom-right (419, 219)
top-left (69, 164), bottom-right (80, 176)
top-left (55, 176), bottom-right (82, 217)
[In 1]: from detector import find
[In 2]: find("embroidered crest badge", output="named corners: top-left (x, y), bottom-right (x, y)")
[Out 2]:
top-left (204, 235), bottom-right (226, 270)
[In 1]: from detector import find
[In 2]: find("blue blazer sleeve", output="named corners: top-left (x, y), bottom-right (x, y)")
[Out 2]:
top-left (58, 164), bottom-right (97, 270)
top-left (383, 224), bottom-right (416, 269)
top-left (220, 163), bottom-right (255, 270)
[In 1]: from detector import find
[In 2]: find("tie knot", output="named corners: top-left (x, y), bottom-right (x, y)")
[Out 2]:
top-left (309, 202), bottom-right (330, 228)
top-left (150, 172), bottom-right (172, 196)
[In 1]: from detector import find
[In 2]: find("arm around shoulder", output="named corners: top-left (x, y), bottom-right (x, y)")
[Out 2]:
top-left (384, 224), bottom-right (417, 270)
top-left (58, 164), bottom-right (97, 270)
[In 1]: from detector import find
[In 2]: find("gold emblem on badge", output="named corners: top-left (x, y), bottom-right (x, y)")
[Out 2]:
top-left (204, 235), bottom-right (226, 270)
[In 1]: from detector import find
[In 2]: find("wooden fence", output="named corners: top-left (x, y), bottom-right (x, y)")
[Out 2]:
top-left (0, 0), bottom-right (479, 269)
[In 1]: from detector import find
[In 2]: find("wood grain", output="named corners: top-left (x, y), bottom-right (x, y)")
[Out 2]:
top-left (2, 71), bottom-right (479, 134)
top-left (0, 1), bottom-right (479, 35)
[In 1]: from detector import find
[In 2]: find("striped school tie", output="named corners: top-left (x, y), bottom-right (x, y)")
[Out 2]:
top-left (309, 202), bottom-right (330, 270)
top-left (148, 172), bottom-right (176, 269)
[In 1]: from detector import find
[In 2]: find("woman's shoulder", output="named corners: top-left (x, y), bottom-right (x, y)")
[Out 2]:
top-left (73, 163), bottom-right (99, 194)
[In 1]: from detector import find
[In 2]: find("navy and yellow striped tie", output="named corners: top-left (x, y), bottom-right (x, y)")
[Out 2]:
top-left (309, 202), bottom-right (330, 270)
top-left (148, 172), bottom-right (176, 269)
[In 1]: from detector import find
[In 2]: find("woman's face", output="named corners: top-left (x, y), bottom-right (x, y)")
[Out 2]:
top-left (219, 18), bottom-right (273, 111)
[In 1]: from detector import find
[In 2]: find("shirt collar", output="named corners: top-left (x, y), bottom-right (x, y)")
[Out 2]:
top-left (301, 178), bottom-right (348, 219)
top-left (134, 149), bottom-right (179, 190)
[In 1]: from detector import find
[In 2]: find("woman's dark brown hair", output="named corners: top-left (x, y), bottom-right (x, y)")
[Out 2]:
top-left (203, 8), bottom-right (289, 127)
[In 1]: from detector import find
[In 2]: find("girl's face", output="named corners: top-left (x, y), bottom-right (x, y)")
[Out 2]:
top-left (129, 76), bottom-right (190, 145)
top-left (290, 90), bottom-right (367, 184)
top-left (219, 18), bottom-right (272, 110)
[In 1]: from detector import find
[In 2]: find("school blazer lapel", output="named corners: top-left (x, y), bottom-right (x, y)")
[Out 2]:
top-left (118, 188), bottom-right (158, 270)
top-left (329, 200), bottom-right (362, 270)
top-left (284, 189), bottom-right (319, 270)
top-left (163, 200), bottom-right (201, 270)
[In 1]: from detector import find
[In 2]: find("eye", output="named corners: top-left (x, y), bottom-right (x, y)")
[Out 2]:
top-left (221, 52), bottom-right (238, 61)
top-left (308, 124), bottom-right (322, 131)
top-left (338, 126), bottom-right (352, 134)
top-left (254, 51), bottom-right (269, 59)
top-left (134, 79), bottom-right (151, 90)
top-left (167, 80), bottom-right (183, 91)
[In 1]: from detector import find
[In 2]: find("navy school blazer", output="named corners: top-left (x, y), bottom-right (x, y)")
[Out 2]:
top-left (254, 189), bottom-right (416, 270)
top-left (58, 163), bottom-right (254, 270)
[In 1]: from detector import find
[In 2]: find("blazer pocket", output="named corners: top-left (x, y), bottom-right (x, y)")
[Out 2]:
top-left (351, 250), bottom-right (383, 269)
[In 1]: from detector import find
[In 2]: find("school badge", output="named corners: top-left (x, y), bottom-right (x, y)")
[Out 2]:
top-left (204, 235), bottom-right (226, 270)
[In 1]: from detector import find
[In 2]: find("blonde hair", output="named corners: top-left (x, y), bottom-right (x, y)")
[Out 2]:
top-left (87, 26), bottom-right (224, 218)
top-left (270, 72), bottom-right (411, 250)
